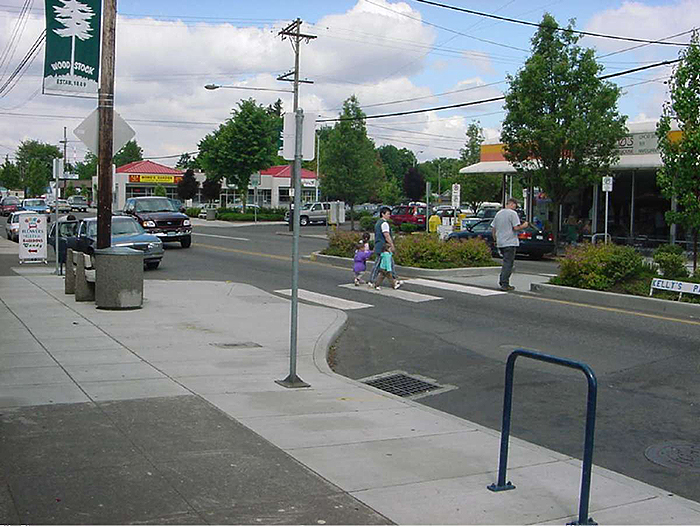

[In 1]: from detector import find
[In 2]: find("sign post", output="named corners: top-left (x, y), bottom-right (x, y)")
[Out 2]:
top-left (602, 176), bottom-right (613, 244)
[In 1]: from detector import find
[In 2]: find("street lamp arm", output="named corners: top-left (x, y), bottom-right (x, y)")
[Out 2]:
top-left (204, 84), bottom-right (293, 93)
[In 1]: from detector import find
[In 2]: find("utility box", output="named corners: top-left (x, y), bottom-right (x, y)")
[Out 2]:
top-left (328, 201), bottom-right (345, 224)
top-left (429, 214), bottom-right (441, 233)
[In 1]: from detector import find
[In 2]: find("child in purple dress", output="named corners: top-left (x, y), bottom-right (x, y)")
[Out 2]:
top-left (353, 240), bottom-right (372, 286)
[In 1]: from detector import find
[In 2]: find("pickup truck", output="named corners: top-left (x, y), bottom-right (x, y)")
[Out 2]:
top-left (284, 202), bottom-right (332, 226)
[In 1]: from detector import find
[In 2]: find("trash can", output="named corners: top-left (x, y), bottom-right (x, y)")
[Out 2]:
top-left (206, 208), bottom-right (216, 221)
top-left (94, 247), bottom-right (143, 310)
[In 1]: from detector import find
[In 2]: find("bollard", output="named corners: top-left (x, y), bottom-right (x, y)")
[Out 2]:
top-left (94, 247), bottom-right (143, 309)
top-left (65, 248), bottom-right (75, 294)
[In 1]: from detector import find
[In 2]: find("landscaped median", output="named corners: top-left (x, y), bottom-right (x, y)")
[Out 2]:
top-left (312, 230), bottom-right (500, 278)
top-left (530, 242), bottom-right (700, 318)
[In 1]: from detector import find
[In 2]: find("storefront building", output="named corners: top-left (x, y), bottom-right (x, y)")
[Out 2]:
top-left (460, 122), bottom-right (687, 247)
top-left (218, 165), bottom-right (320, 209)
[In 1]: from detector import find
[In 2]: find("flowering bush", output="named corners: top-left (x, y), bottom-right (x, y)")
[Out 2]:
top-left (395, 233), bottom-right (496, 269)
top-left (324, 231), bottom-right (365, 257)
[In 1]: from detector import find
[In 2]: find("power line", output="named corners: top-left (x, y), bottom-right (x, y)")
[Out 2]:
top-left (413, 0), bottom-right (692, 47)
top-left (0, 29), bottom-right (44, 97)
top-left (319, 58), bottom-right (680, 123)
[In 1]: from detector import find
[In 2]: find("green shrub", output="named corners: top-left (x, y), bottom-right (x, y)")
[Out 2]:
top-left (653, 244), bottom-right (689, 279)
top-left (395, 233), bottom-right (496, 269)
top-left (186, 207), bottom-right (201, 217)
top-left (323, 231), bottom-right (363, 257)
top-left (400, 222), bottom-right (420, 233)
top-left (217, 212), bottom-right (284, 222)
top-left (551, 242), bottom-right (645, 291)
top-left (360, 216), bottom-right (375, 232)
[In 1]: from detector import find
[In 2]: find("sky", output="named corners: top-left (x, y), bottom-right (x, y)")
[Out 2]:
top-left (0, 0), bottom-right (698, 167)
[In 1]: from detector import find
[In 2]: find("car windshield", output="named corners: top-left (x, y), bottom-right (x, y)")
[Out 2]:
top-left (4, 197), bottom-right (19, 204)
top-left (86, 218), bottom-right (144, 237)
top-left (134, 198), bottom-right (176, 213)
top-left (471, 221), bottom-right (491, 233)
top-left (70, 196), bottom-right (86, 202)
top-left (24, 199), bottom-right (45, 207)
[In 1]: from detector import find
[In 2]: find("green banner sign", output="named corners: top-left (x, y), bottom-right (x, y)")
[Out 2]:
top-left (43, 0), bottom-right (101, 95)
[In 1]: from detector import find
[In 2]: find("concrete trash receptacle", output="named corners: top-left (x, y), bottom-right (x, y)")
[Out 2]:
top-left (94, 247), bottom-right (143, 310)
top-left (206, 208), bottom-right (216, 220)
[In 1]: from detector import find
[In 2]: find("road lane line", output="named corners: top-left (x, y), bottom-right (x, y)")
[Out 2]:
top-left (405, 278), bottom-right (506, 296)
top-left (193, 233), bottom-right (250, 241)
top-left (525, 295), bottom-right (700, 326)
top-left (275, 289), bottom-right (372, 310)
top-left (339, 283), bottom-right (441, 302)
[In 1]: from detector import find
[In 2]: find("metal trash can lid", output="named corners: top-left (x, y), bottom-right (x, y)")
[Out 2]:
top-left (94, 246), bottom-right (142, 256)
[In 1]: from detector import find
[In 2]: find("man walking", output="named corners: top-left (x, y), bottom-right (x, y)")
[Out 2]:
top-left (491, 198), bottom-right (528, 291)
top-left (369, 206), bottom-right (398, 287)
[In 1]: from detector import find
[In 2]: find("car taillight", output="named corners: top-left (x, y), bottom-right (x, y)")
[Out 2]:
top-left (547, 233), bottom-right (553, 241)
top-left (518, 231), bottom-right (532, 240)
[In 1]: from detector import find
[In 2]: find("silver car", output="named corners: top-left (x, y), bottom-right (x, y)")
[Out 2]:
top-left (5, 211), bottom-right (35, 241)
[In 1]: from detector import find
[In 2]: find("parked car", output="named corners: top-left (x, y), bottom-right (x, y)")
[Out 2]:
top-left (47, 217), bottom-right (80, 265)
top-left (447, 219), bottom-right (555, 259)
top-left (21, 198), bottom-right (50, 215)
top-left (67, 195), bottom-right (89, 212)
top-left (284, 202), bottom-right (332, 226)
top-left (64, 216), bottom-right (164, 269)
top-left (48, 198), bottom-right (71, 213)
top-left (5, 210), bottom-right (36, 241)
top-left (122, 196), bottom-right (192, 248)
top-left (390, 204), bottom-right (427, 228)
top-left (0, 195), bottom-right (20, 216)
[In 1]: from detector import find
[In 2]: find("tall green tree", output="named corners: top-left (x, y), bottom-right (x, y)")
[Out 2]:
top-left (320, 96), bottom-right (384, 230)
top-left (377, 144), bottom-right (415, 186)
top-left (16, 140), bottom-right (62, 176)
top-left (0, 156), bottom-right (21, 189)
top-left (460, 121), bottom-right (484, 165)
top-left (175, 152), bottom-right (200, 171)
top-left (25, 159), bottom-right (49, 197)
top-left (201, 178), bottom-right (221, 203)
top-left (113, 140), bottom-right (143, 168)
top-left (198, 98), bottom-right (277, 206)
top-left (177, 168), bottom-right (200, 201)
top-left (461, 174), bottom-right (501, 213)
top-left (75, 152), bottom-right (97, 180)
top-left (657, 30), bottom-right (700, 270)
top-left (500, 13), bottom-right (626, 241)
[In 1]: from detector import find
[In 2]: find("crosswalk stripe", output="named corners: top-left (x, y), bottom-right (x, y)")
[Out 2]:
top-left (275, 289), bottom-right (373, 310)
top-left (338, 283), bottom-right (441, 303)
top-left (404, 278), bottom-right (506, 296)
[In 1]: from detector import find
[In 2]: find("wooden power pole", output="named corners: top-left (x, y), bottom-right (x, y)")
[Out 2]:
top-left (97, 0), bottom-right (116, 249)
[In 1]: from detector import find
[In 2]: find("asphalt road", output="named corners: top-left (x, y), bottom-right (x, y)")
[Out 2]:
top-left (2, 217), bottom-right (699, 503)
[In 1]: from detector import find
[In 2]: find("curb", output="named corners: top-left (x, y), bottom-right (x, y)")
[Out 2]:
top-left (530, 282), bottom-right (700, 319)
top-left (309, 251), bottom-right (500, 278)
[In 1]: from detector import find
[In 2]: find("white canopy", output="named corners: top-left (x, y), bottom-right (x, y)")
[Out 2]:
top-left (459, 154), bottom-right (662, 175)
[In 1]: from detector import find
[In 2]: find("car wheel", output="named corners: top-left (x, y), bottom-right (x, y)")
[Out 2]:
top-left (146, 260), bottom-right (160, 270)
top-left (299, 216), bottom-right (309, 226)
top-left (180, 236), bottom-right (192, 248)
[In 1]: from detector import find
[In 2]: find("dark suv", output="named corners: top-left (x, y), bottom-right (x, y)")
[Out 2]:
top-left (123, 196), bottom-right (192, 248)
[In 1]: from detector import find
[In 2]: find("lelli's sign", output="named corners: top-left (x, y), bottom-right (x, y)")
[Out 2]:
top-left (128, 175), bottom-right (183, 184)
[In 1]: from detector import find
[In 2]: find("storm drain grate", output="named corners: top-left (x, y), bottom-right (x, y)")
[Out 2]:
top-left (361, 371), bottom-right (454, 399)
top-left (645, 442), bottom-right (700, 471)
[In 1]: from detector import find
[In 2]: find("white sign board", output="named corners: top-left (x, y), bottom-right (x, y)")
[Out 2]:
top-left (282, 111), bottom-right (316, 161)
top-left (437, 224), bottom-right (453, 240)
top-left (650, 278), bottom-right (700, 296)
top-left (74, 108), bottom-right (136, 155)
top-left (19, 214), bottom-right (48, 263)
top-left (451, 183), bottom-right (461, 208)
top-left (602, 176), bottom-right (613, 192)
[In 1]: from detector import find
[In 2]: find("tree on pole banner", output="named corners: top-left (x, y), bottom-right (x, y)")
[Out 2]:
top-left (43, 0), bottom-right (101, 95)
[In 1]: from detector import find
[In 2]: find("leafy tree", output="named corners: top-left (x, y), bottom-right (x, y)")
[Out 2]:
top-left (0, 156), bottom-right (21, 189)
top-left (75, 152), bottom-right (97, 179)
top-left (113, 140), bottom-right (143, 168)
top-left (16, 140), bottom-right (62, 175)
top-left (320, 96), bottom-right (384, 230)
top-left (421, 158), bottom-right (464, 202)
top-left (201, 178), bottom-right (221, 203)
top-left (403, 166), bottom-right (424, 201)
top-left (198, 98), bottom-right (277, 206)
top-left (500, 13), bottom-right (626, 242)
top-left (460, 121), bottom-right (484, 165)
top-left (657, 30), bottom-right (700, 270)
top-left (153, 184), bottom-right (167, 197)
top-left (25, 159), bottom-right (49, 197)
top-left (377, 144), bottom-right (415, 185)
top-left (177, 168), bottom-right (200, 201)
top-left (175, 152), bottom-right (200, 171)
top-left (64, 183), bottom-right (77, 197)
top-left (378, 178), bottom-right (402, 205)
top-left (461, 174), bottom-right (501, 214)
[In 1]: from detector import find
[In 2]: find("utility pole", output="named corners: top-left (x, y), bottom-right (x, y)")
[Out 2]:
top-left (276, 18), bottom-right (315, 389)
top-left (97, 0), bottom-right (116, 249)
top-left (59, 127), bottom-right (67, 199)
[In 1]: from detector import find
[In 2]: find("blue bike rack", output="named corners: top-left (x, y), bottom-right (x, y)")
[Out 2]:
top-left (487, 349), bottom-right (598, 526)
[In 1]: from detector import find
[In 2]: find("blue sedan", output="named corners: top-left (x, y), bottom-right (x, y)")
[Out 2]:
top-left (66, 216), bottom-right (165, 269)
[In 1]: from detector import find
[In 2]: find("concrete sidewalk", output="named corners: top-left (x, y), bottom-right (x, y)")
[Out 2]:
top-left (1, 250), bottom-right (700, 523)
